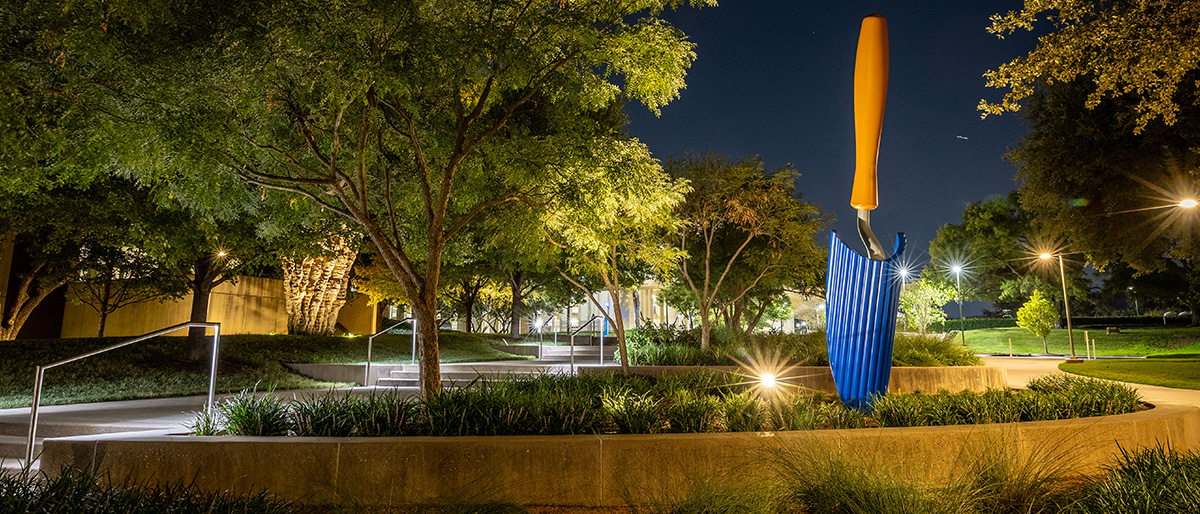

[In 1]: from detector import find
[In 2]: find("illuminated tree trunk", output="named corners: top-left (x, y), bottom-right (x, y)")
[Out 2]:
top-left (284, 235), bottom-right (358, 335)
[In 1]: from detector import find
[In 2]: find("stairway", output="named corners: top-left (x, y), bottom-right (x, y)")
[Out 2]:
top-left (538, 344), bottom-right (617, 364)
top-left (376, 362), bottom-right (565, 387)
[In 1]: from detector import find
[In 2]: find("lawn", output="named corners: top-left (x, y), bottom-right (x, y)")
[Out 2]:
top-left (962, 326), bottom-right (1200, 357)
top-left (0, 330), bottom-right (527, 408)
top-left (1060, 358), bottom-right (1200, 390)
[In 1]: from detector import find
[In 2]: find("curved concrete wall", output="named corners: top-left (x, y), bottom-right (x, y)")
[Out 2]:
top-left (578, 365), bottom-right (1009, 394)
top-left (42, 404), bottom-right (1200, 507)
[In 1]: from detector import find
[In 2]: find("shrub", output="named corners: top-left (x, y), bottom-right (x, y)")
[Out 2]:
top-left (892, 332), bottom-right (981, 366)
top-left (928, 318), bottom-right (1019, 332)
top-left (603, 391), bottom-right (663, 434)
top-left (665, 391), bottom-right (724, 433)
top-left (219, 388), bottom-right (290, 436)
top-left (1077, 446), bottom-right (1200, 513)
top-left (872, 375), bottom-right (1142, 428)
top-left (721, 390), bottom-right (766, 432)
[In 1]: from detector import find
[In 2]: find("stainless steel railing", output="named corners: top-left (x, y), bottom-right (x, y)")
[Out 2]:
top-left (364, 318), bottom-right (415, 386)
top-left (25, 322), bottom-right (221, 464)
top-left (568, 315), bottom-right (602, 375)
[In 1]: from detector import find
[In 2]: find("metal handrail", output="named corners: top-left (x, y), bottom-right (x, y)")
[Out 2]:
top-left (365, 318), bottom-right (415, 386)
top-left (569, 315), bottom-right (602, 375)
top-left (26, 321), bottom-right (221, 464)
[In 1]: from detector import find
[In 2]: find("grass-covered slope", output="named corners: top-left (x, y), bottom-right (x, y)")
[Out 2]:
top-left (0, 330), bottom-right (526, 408)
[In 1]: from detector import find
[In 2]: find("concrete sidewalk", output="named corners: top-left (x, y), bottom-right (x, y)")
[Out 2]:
top-left (0, 386), bottom-right (420, 471)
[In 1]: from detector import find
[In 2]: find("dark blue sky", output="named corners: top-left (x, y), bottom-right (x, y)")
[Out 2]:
top-left (628, 1), bottom-right (1039, 279)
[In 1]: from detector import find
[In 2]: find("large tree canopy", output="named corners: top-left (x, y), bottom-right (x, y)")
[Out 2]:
top-left (1010, 78), bottom-right (1200, 322)
top-left (981, 0), bottom-right (1200, 132)
top-left (667, 155), bottom-right (825, 348)
top-left (21, 0), bottom-right (713, 395)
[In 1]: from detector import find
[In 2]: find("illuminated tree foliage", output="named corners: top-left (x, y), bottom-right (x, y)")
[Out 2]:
top-left (1017, 289), bottom-right (1058, 353)
top-left (668, 155), bottom-right (825, 349)
top-left (899, 273), bottom-right (957, 333)
top-left (19, 0), bottom-right (712, 396)
top-left (544, 141), bottom-right (689, 374)
top-left (981, 0), bottom-right (1200, 132)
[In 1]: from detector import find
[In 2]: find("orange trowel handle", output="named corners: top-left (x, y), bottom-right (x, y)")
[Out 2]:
top-left (851, 14), bottom-right (888, 211)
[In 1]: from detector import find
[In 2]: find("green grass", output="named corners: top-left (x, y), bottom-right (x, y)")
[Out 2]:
top-left (0, 330), bottom-right (526, 408)
top-left (963, 326), bottom-right (1200, 357)
top-left (1060, 358), bottom-right (1200, 390)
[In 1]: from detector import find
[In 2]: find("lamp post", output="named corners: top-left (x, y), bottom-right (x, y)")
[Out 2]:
top-left (1128, 286), bottom-right (1138, 316)
top-left (951, 265), bottom-right (965, 346)
top-left (1041, 252), bottom-right (1076, 359)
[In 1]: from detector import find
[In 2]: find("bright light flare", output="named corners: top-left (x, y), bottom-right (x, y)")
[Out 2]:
top-left (760, 373), bottom-right (777, 389)
top-left (1180, 199), bottom-right (1198, 208)
top-left (1039, 253), bottom-right (1052, 260)
top-left (951, 265), bottom-right (962, 274)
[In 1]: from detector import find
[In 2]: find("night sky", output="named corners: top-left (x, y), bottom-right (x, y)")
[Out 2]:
top-left (628, 1), bottom-right (1041, 307)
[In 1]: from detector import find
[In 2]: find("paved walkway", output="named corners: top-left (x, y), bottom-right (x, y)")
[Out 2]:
top-left (5, 357), bottom-right (1199, 472)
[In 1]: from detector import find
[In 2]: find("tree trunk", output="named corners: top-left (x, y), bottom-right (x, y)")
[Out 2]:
top-left (608, 286), bottom-right (630, 375)
top-left (96, 277), bottom-right (112, 338)
top-left (463, 288), bottom-right (476, 334)
top-left (509, 271), bottom-right (524, 339)
top-left (186, 256), bottom-right (220, 361)
top-left (699, 307), bottom-right (712, 350)
top-left (186, 277), bottom-right (214, 361)
top-left (631, 289), bottom-right (640, 328)
top-left (283, 235), bottom-right (357, 335)
top-left (0, 265), bottom-right (69, 341)
top-left (413, 289), bottom-right (441, 395)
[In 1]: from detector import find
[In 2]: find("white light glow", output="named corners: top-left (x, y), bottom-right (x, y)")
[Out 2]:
top-left (760, 373), bottom-right (777, 388)
top-left (1039, 253), bottom-right (1052, 260)
top-left (1180, 199), bottom-right (1197, 208)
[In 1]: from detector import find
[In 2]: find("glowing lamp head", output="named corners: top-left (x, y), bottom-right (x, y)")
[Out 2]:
top-left (760, 373), bottom-right (777, 389)
top-left (951, 265), bottom-right (962, 274)
top-left (1039, 253), bottom-right (1052, 260)
top-left (1180, 199), bottom-right (1197, 208)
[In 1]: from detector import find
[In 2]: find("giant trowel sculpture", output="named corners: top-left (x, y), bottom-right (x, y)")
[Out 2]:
top-left (826, 14), bottom-right (906, 409)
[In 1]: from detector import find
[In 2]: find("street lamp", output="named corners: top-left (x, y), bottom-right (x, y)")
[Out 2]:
top-left (951, 265), bottom-right (965, 346)
top-left (1040, 252), bottom-right (1076, 359)
top-left (1179, 199), bottom-right (1197, 208)
top-left (1128, 286), bottom-right (1138, 316)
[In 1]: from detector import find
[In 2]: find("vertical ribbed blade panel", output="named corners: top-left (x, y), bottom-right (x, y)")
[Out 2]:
top-left (825, 231), bottom-right (906, 409)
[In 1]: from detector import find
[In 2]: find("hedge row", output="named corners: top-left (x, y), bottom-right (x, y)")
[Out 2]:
top-left (928, 318), bottom-right (1017, 332)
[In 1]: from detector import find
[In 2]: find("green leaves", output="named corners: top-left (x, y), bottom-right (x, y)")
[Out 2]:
top-left (1017, 290), bottom-right (1057, 341)
top-left (981, 0), bottom-right (1200, 132)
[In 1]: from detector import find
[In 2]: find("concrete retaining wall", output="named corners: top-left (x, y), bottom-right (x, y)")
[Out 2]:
top-left (42, 404), bottom-right (1200, 507)
top-left (578, 365), bottom-right (1009, 394)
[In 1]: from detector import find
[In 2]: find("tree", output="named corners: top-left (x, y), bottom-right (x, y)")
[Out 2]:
top-left (1010, 78), bottom-right (1200, 323)
top-left (1017, 290), bottom-right (1058, 353)
top-left (899, 274), bottom-right (957, 333)
top-left (980, 0), bottom-right (1200, 132)
top-left (544, 140), bottom-right (688, 374)
top-left (282, 227), bottom-right (361, 336)
top-left (69, 245), bottom-right (184, 337)
top-left (30, 0), bottom-right (711, 396)
top-left (668, 155), bottom-right (825, 348)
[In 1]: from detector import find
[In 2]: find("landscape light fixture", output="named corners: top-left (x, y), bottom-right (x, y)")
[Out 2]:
top-left (1039, 252), bottom-right (1076, 358)
top-left (950, 264), bottom-right (965, 345)
top-left (1180, 199), bottom-right (1198, 208)
top-left (759, 373), bottom-right (777, 389)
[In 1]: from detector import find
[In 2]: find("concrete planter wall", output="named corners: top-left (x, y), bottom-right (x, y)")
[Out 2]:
top-left (42, 404), bottom-right (1200, 507)
top-left (578, 365), bottom-right (1010, 394)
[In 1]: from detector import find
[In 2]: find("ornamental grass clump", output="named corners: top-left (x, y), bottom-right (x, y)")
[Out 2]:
top-left (871, 375), bottom-right (1142, 428)
top-left (1076, 446), bottom-right (1200, 513)
top-left (0, 467), bottom-right (296, 514)
top-left (219, 388), bottom-right (290, 436)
